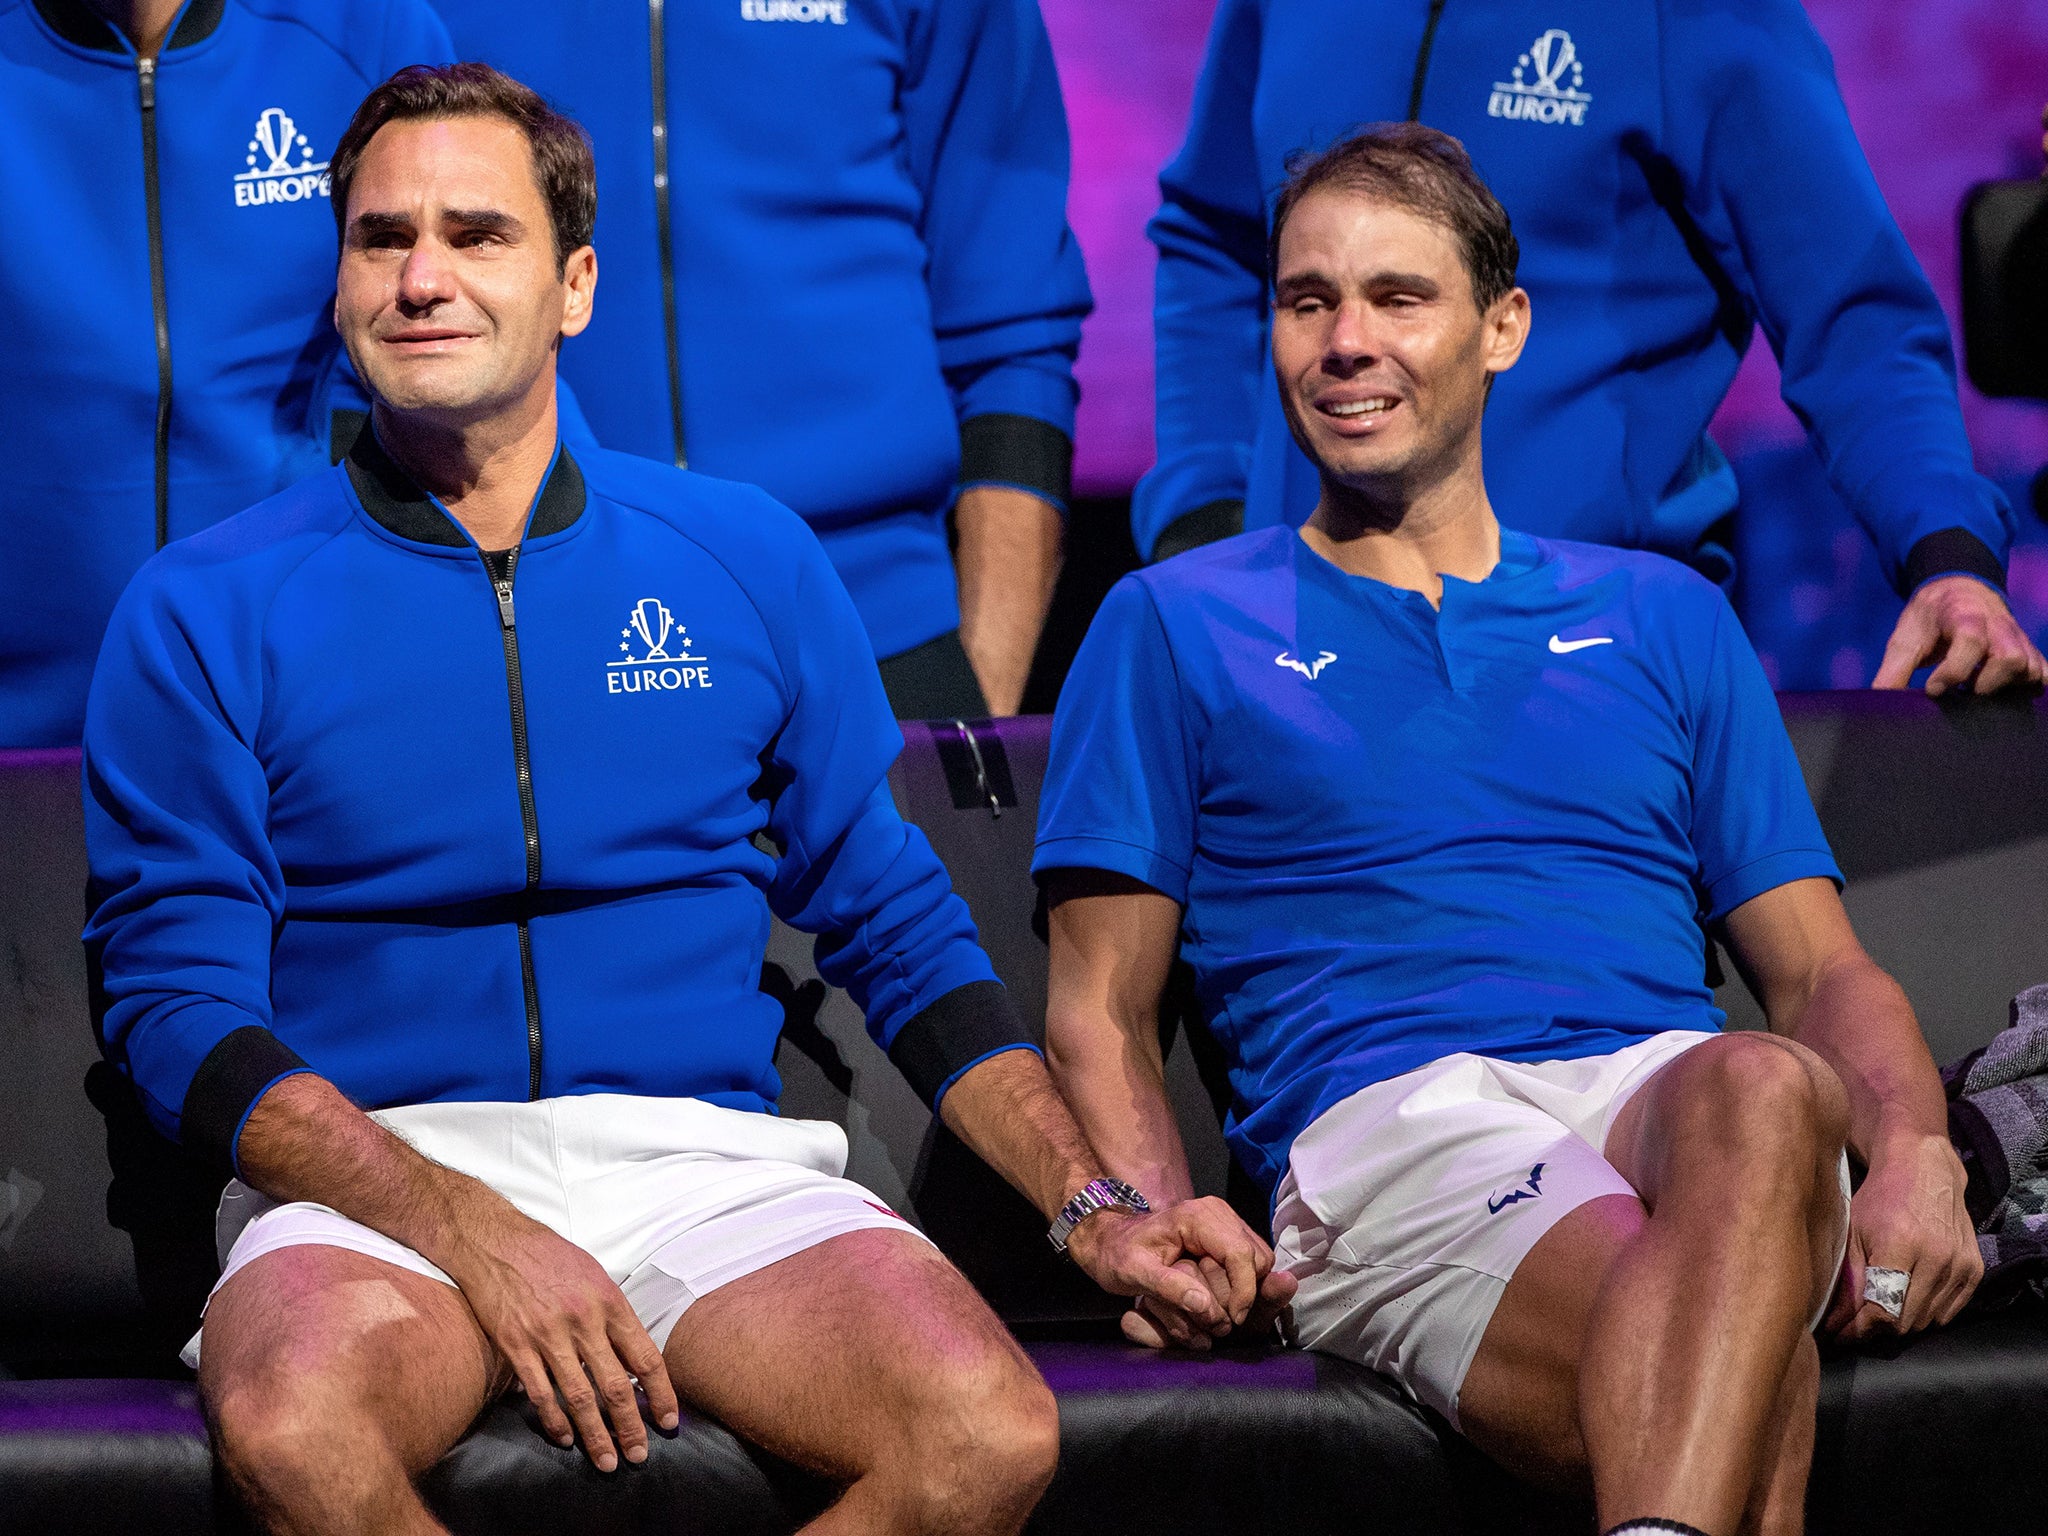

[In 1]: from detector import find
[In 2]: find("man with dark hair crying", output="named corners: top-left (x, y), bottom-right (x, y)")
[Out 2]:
top-left (1039, 125), bottom-right (1981, 1536)
top-left (83, 64), bottom-right (1253, 1536)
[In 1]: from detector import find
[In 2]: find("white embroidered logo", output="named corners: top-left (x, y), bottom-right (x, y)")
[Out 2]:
top-left (1276, 650), bottom-right (1337, 680)
top-left (1487, 29), bottom-right (1592, 127)
top-left (233, 108), bottom-right (330, 207)
top-left (1548, 634), bottom-right (1614, 655)
top-left (608, 598), bottom-right (713, 695)
top-left (740, 0), bottom-right (847, 22)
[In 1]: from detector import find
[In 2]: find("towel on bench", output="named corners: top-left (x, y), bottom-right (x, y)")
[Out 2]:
top-left (1945, 984), bottom-right (2048, 1310)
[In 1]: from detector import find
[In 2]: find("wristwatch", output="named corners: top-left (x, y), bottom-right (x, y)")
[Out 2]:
top-left (1047, 1177), bottom-right (1152, 1254)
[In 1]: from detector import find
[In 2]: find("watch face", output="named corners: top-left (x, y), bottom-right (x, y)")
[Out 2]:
top-left (1105, 1179), bottom-right (1150, 1212)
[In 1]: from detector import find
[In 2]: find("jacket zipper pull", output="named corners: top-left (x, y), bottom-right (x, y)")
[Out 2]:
top-left (494, 579), bottom-right (516, 629)
top-left (137, 55), bottom-right (155, 109)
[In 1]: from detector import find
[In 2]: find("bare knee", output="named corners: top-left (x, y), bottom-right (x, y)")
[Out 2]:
top-left (888, 1351), bottom-right (1060, 1533)
top-left (205, 1320), bottom-right (411, 1516)
top-left (209, 1371), bottom-right (361, 1510)
top-left (1686, 1033), bottom-right (1848, 1168)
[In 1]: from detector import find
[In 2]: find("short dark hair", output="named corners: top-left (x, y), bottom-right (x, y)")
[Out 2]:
top-left (1268, 123), bottom-right (1519, 311)
top-left (330, 63), bottom-right (596, 270)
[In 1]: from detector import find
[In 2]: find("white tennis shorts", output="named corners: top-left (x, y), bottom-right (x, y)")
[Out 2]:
top-left (182, 1093), bottom-right (925, 1367)
top-left (1274, 1030), bottom-right (1850, 1428)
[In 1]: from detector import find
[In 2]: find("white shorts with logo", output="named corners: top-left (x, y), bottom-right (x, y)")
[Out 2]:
top-left (1274, 1030), bottom-right (1850, 1428)
top-left (181, 1093), bottom-right (926, 1367)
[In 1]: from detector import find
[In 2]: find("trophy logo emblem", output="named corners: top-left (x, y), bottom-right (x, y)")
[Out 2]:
top-left (609, 597), bottom-right (713, 695)
top-left (233, 107), bottom-right (332, 207)
top-left (1488, 28), bottom-right (1592, 126)
top-left (629, 598), bottom-right (675, 659)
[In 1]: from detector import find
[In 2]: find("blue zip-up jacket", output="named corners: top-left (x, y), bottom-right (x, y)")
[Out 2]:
top-left (429, 0), bottom-right (1093, 662)
top-left (0, 0), bottom-right (451, 748)
top-left (82, 431), bottom-right (1031, 1169)
top-left (1138, 0), bottom-right (2013, 596)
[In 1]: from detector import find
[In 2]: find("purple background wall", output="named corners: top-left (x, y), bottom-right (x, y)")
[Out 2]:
top-left (1038, 0), bottom-right (2048, 687)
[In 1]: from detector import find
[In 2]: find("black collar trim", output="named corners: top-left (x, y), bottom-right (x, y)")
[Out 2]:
top-left (345, 428), bottom-right (587, 549)
top-left (33, 0), bottom-right (225, 53)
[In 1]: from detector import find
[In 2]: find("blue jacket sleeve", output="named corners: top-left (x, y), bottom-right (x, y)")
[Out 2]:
top-left (760, 522), bottom-right (1037, 1106)
top-left (1661, 0), bottom-right (2014, 595)
top-left (81, 565), bottom-right (311, 1168)
top-left (902, 0), bottom-right (1092, 510)
top-left (1133, 0), bottom-right (1268, 563)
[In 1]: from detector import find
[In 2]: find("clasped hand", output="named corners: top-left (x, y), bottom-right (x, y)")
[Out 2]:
top-left (1065, 1195), bottom-right (1298, 1350)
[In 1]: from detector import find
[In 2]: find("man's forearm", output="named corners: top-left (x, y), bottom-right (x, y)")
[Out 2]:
top-left (936, 1047), bottom-right (1109, 1219)
top-left (235, 1071), bottom-right (512, 1279)
top-left (1042, 884), bottom-right (1199, 1205)
top-left (1777, 954), bottom-right (1948, 1161)
top-left (953, 485), bottom-right (1062, 716)
top-left (1044, 1006), bottom-right (1200, 1208)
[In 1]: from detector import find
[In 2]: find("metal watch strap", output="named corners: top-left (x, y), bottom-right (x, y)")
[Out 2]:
top-left (1047, 1177), bottom-right (1152, 1254)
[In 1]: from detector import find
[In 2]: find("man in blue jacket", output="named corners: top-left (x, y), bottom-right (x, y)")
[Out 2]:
top-left (427, 0), bottom-right (1093, 719)
top-left (1141, 0), bottom-right (2045, 696)
top-left (0, 0), bottom-right (452, 748)
top-left (83, 65), bottom-right (1261, 1534)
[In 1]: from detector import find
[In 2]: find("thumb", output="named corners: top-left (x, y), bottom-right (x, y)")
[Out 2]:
top-left (1873, 604), bottom-right (1936, 689)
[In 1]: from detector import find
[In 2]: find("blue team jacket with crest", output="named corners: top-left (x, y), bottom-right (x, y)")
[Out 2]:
top-left (1138, 0), bottom-right (2014, 596)
top-left (429, 0), bottom-right (1093, 663)
top-left (0, 0), bottom-right (451, 747)
top-left (82, 434), bottom-right (1026, 1167)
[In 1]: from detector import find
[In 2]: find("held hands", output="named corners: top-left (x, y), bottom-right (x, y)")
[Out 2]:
top-left (1873, 577), bottom-right (2047, 695)
top-left (1063, 1195), bottom-right (1298, 1351)
top-left (439, 1193), bottom-right (680, 1471)
top-left (1823, 1130), bottom-right (1983, 1341)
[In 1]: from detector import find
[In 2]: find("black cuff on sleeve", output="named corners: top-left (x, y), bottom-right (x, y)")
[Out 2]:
top-left (181, 1026), bottom-right (310, 1172)
top-left (887, 979), bottom-right (1040, 1108)
top-left (958, 414), bottom-right (1073, 509)
top-left (1151, 498), bottom-right (1244, 563)
top-left (1901, 528), bottom-right (2005, 596)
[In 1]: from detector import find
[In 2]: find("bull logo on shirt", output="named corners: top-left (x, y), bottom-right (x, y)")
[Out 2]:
top-left (609, 598), bottom-right (712, 695)
top-left (1488, 29), bottom-right (1592, 127)
top-left (233, 107), bottom-right (331, 207)
top-left (1275, 650), bottom-right (1337, 681)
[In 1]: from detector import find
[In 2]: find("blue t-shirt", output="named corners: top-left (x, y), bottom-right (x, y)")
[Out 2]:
top-left (1033, 525), bottom-right (1841, 1193)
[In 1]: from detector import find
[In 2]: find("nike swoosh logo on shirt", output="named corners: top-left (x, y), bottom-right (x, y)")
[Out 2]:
top-left (1548, 634), bottom-right (1615, 654)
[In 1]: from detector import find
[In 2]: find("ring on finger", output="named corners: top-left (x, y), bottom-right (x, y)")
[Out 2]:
top-left (1862, 1265), bottom-right (1910, 1320)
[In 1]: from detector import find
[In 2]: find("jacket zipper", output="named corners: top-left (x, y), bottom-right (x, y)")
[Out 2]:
top-left (1407, 0), bottom-right (1449, 122)
top-left (483, 547), bottom-right (545, 1099)
top-left (648, 0), bottom-right (687, 468)
top-left (138, 56), bottom-right (173, 550)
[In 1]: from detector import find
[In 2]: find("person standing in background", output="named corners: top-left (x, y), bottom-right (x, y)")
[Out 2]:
top-left (429, 0), bottom-right (1093, 718)
top-left (0, 0), bottom-right (452, 747)
top-left (1141, 0), bottom-right (2044, 696)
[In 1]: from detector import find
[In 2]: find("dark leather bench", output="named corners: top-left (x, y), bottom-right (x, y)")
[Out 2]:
top-left (4, 692), bottom-right (2048, 1534)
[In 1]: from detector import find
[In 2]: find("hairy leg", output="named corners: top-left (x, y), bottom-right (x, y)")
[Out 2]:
top-left (663, 1228), bottom-right (1059, 1536)
top-left (200, 1246), bottom-right (501, 1536)
top-left (1458, 1033), bottom-right (1848, 1533)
